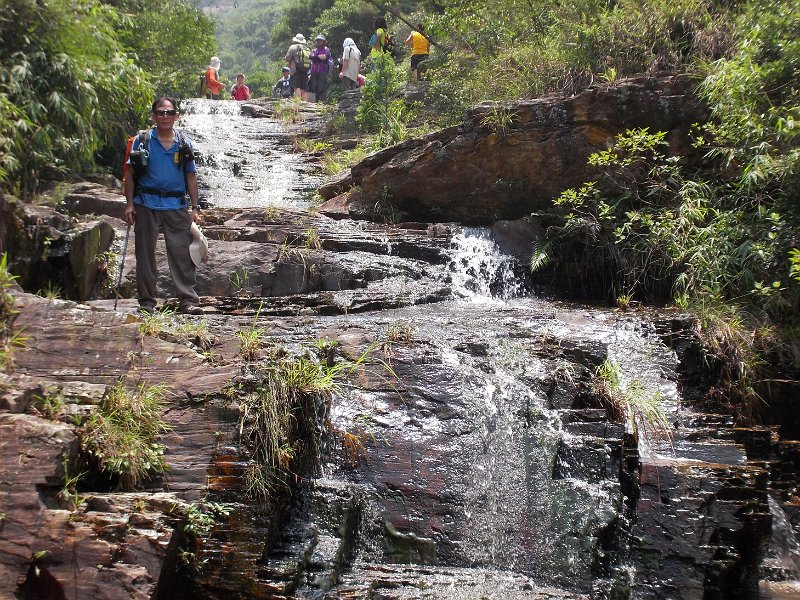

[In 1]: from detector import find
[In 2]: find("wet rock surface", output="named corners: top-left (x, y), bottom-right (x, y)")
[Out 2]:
top-left (2, 93), bottom-right (799, 600)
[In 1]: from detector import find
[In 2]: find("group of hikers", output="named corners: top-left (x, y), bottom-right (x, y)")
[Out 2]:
top-left (200, 18), bottom-right (431, 103)
top-left (282, 19), bottom-right (431, 101)
top-left (122, 18), bottom-right (431, 316)
top-left (201, 56), bottom-right (251, 101)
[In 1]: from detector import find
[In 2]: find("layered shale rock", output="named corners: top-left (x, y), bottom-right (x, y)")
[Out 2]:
top-left (319, 76), bottom-right (707, 224)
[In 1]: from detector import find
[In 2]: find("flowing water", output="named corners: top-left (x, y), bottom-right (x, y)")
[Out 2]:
top-left (173, 99), bottom-right (799, 599)
top-left (181, 99), bottom-right (324, 209)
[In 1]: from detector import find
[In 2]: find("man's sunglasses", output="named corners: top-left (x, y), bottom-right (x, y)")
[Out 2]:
top-left (154, 109), bottom-right (177, 117)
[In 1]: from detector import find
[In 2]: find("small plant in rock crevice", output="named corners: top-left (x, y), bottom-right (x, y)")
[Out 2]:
top-left (171, 500), bottom-right (232, 574)
top-left (31, 388), bottom-right (63, 420)
top-left (274, 98), bottom-right (303, 124)
top-left (80, 380), bottom-right (171, 490)
top-left (322, 146), bottom-right (368, 176)
top-left (263, 204), bottom-right (281, 221)
top-left (615, 293), bottom-right (634, 311)
top-left (58, 456), bottom-right (88, 510)
top-left (0, 254), bottom-right (26, 371)
top-left (691, 301), bottom-right (768, 423)
top-left (172, 318), bottom-right (214, 352)
top-left (593, 359), bottom-right (671, 442)
top-left (137, 308), bottom-right (214, 352)
top-left (303, 227), bottom-right (322, 250)
top-left (294, 138), bottom-right (332, 155)
top-left (236, 342), bottom-right (388, 500)
top-left (137, 308), bottom-right (176, 337)
top-left (373, 186), bottom-right (401, 226)
top-left (180, 500), bottom-right (232, 538)
top-left (228, 267), bottom-right (251, 297)
top-left (237, 304), bottom-right (267, 361)
top-left (479, 105), bottom-right (518, 135)
top-left (386, 322), bottom-right (417, 345)
top-left (38, 282), bottom-right (62, 300)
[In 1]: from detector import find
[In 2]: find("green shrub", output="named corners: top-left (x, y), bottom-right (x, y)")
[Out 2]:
top-left (0, 0), bottom-right (153, 195)
top-left (81, 381), bottom-right (171, 489)
top-left (532, 127), bottom-right (799, 313)
top-left (237, 342), bottom-right (380, 499)
top-left (429, 0), bottom-right (733, 120)
top-left (357, 52), bottom-right (408, 145)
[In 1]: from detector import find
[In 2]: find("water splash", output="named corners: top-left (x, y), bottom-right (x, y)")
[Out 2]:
top-left (448, 228), bottom-right (524, 301)
top-left (762, 495), bottom-right (800, 581)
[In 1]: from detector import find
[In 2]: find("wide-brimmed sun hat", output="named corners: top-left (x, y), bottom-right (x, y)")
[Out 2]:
top-left (209, 56), bottom-right (221, 69)
top-left (292, 33), bottom-right (306, 44)
top-left (189, 223), bottom-right (208, 267)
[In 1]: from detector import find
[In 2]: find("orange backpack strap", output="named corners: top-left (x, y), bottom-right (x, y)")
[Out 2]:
top-left (122, 134), bottom-right (136, 186)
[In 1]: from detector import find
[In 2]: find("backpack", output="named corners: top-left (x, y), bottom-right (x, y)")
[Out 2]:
top-left (123, 129), bottom-right (194, 188)
top-left (369, 29), bottom-right (396, 55)
top-left (383, 32), bottom-right (397, 55)
top-left (296, 44), bottom-right (311, 71)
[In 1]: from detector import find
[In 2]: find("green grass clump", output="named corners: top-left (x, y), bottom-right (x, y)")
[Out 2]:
top-left (238, 343), bottom-right (380, 499)
top-left (81, 381), bottom-right (171, 489)
top-left (0, 253), bottom-right (26, 370)
top-left (322, 146), bottom-right (369, 176)
top-left (594, 359), bottom-right (671, 441)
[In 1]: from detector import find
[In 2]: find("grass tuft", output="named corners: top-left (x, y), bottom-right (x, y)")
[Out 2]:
top-left (80, 380), bottom-right (171, 489)
top-left (594, 359), bottom-right (671, 441)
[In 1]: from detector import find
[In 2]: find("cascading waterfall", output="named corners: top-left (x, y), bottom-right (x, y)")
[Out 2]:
top-left (448, 228), bottom-right (525, 301)
top-left (760, 495), bottom-right (800, 596)
top-left (180, 98), bottom-right (323, 209)
top-left (157, 103), bottom-right (791, 600)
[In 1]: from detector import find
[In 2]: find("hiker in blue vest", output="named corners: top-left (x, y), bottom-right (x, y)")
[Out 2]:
top-left (123, 97), bottom-right (203, 315)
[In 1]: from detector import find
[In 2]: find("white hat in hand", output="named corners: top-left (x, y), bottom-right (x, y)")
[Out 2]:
top-left (189, 223), bottom-right (208, 267)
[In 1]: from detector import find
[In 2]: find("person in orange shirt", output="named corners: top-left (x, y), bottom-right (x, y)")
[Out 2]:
top-left (204, 56), bottom-right (225, 99)
top-left (404, 24), bottom-right (430, 81)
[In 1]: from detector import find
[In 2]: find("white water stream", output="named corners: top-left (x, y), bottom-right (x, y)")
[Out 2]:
top-left (180, 98), bottom-right (323, 209)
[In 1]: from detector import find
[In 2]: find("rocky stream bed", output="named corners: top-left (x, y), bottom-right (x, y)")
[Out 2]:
top-left (1, 87), bottom-right (800, 600)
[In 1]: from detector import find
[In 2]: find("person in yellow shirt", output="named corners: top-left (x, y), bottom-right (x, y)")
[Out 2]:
top-left (404, 23), bottom-right (430, 81)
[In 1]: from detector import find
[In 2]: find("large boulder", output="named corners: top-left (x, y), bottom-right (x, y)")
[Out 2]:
top-left (61, 182), bottom-right (127, 220)
top-left (0, 192), bottom-right (116, 300)
top-left (325, 76), bottom-right (708, 224)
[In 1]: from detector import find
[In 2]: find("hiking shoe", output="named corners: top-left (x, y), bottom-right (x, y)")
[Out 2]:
top-left (138, 306), bottom-right (155, 315)
top-left (180, 304), bottom-right (203, 315)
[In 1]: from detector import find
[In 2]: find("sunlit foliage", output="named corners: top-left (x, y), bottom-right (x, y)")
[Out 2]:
top-left (0, 0), bottom-right (151, 196)
top-left (108, 0), bottom-right (217, 99)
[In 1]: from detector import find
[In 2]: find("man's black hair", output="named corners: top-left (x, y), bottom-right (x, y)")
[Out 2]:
top-left (151, 97), bottom-right (179, 112)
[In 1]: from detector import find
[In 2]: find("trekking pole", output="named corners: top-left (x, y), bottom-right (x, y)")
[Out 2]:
top-left (113, 225), bottom-right (131, 311)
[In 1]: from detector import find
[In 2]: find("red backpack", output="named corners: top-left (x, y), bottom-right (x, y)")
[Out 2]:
top-left (122, 133), bottom-right (137, 187)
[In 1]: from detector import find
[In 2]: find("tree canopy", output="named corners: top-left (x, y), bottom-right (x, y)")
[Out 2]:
top-left (0, 0), bottom-right (216, 195)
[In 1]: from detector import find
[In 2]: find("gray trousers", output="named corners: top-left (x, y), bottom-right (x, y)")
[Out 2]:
top-left (134, 204), bottom-right (198, 308)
